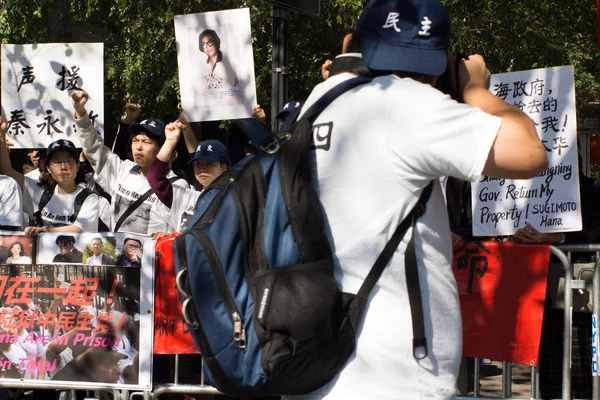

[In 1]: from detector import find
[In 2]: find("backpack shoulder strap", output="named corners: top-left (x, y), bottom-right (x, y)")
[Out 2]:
top-left (69, 188), bottom-right (95, 224)
top-left (353, 180), bottom-right (434, 359)
top-left (113, 176), bottom-right (180, 232)
top-left (29, 188), bottom-right (55, 227)
top-left (94, 183), bottom-right (112, 203)
top-left (276, 75), bottom-right (376, 264)
top-left (298, 76), bottom-right (374, 124)
top-left (279, 76), bottom-right (374, 133)
top-left (38, 188), bottom-right (55, 212)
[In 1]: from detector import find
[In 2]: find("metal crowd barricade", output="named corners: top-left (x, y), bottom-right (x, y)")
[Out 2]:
top-left (455, 244), bottom-right (600, 400)
top-left (142, 243), bottom-right (598, 399)
top-left (146, 354), bottom-right (220, 399)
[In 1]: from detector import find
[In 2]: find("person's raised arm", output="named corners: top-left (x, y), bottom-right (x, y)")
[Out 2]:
top-left (148, 121), bottom-right (182, 209)
top-left (252, 105), bottom-right (266, 123)
top-left (0, 116), bottom-right (24, 189)
top-left (113, 103), bottom-right (142, 158)
top-left (459, 55), bottom-right (548, 179)
top-left (72, 91), bottom-right (119, 193)
top-left (158, 122), bottom-right (181, 163)
top-left (177, 113), bottom-right (198, 155)
top-left (123, 103), bottom-right (142, 125)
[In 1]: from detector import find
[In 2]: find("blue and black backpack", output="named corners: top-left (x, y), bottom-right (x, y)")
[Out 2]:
top-left (174, 76), bottom-right (433, 396)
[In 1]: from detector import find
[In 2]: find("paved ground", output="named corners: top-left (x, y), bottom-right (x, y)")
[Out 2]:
top-left (460, 361), bottom-right (535, 399)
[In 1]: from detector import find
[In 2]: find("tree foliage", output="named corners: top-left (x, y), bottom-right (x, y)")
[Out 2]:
top-left (445, 0), bottom-right (600, 116)
top-left (1, 0), bottom-right (599, 126)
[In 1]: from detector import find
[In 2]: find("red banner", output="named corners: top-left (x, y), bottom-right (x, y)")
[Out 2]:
top-left (452, 241), bottom-right (550, 366)
top-left (153, 235), bottom-right (199, 354)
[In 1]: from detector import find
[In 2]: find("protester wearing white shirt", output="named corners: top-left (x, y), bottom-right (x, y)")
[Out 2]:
top-left (0, 125), bottom-right (99, 237)
top-left (0, 174), bottom-right (22, 231)
top-left (71, 91), bottom-right (189, 235)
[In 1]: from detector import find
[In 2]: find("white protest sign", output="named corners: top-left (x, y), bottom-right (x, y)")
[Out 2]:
top-left (471, 65), bottom-right (581, 236)
top-left (1, 43), bottom-right (104, 148)
top-left (175, 8), bottom-right (257, 122)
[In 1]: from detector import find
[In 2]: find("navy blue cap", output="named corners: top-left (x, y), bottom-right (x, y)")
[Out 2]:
top-left (47, 139), bottom-right (78, 160)
top-left (189, 140), bottom-right (229, 164)
top-left (356, 0), bottom-right (450, 76)
top-left (128, 119), bottom-right (165, 140)
top-left (275, 100), bottom-right (303, 120)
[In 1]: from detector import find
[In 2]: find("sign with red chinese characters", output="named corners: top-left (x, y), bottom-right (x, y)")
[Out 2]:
top-left (0, 233), bottom-right (154, 390)
top-left (153, 235), bottom-right (198, 354)
top-left (453, 241), bottom-right (550, 366)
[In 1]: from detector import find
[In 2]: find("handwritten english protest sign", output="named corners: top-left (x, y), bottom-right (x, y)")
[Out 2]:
top-left (1, 43), bottom-right (104, 149)
top-left (471, 66), bottom-right (581, 236)
top-left (0, 232), bottom-right (153, 390)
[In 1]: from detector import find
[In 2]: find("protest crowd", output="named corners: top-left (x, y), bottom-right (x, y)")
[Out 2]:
top-left (0, 0), bottom-right (599, 399)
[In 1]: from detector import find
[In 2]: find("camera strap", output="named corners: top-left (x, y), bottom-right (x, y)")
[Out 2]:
top-left (329, 55), bottom-right (374, 77)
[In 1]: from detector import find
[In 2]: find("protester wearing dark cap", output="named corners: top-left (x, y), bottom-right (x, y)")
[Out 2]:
top-left (0, 127), bottom-right (99, 236)
top-left (71, 91), bottom-right (189, 235)
top-left (148, 122), bottom-right (229, 233)
top-left (53, 235), bottom-right (83, 263)
top-left (275, 100), bottom-right (303, 131)
top-left (287, 1), bottom-right (547, 398)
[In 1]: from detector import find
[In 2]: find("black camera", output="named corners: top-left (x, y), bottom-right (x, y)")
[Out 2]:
top-left (435, 52), bottom-right (469, 103)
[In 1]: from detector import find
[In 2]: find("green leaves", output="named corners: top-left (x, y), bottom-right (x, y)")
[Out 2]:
top-left (444, 0), bottom-right (600, 111)
top-left (2, 0), bottom-right (598, 123)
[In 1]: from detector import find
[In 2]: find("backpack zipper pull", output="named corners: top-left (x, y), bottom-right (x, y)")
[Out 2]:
top-left (232, 312), bottom-right (247, 349)
top-left (238, 327), bottom-right (247, 350)
top-left (233, 312), bottom-right (242, 341)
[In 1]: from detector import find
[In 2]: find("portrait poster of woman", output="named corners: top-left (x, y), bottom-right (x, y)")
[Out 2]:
top-left (175, 8), bottom-right (257, 122)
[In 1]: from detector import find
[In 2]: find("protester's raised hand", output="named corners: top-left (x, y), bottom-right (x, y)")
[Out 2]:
top-left (0, 116), bottom-right (15, 149)
top-left (71, 91), bottom-right (89, 117)
top-left (29, 150), bottom-right (40, 167)
top-left (321, 59), bottom-right (333, 81)
top-left (252, 105), bottom-right (266, 123)
top-left (0, 115), bottom-right (7, 140)
top-left (123, 103), bottom-right (142, 124)
top-left (176, 112), bottom-right (189, 130)
top-left (164, 121), bottom-right (182, 142)
top-left (458, 54), bottom-right (490, 95)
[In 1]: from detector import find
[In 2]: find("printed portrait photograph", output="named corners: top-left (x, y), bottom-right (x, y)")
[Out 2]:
top-left (175, 8), bottom-right (257, 122)
top-left (0, 235), bottom-right (34, 265)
